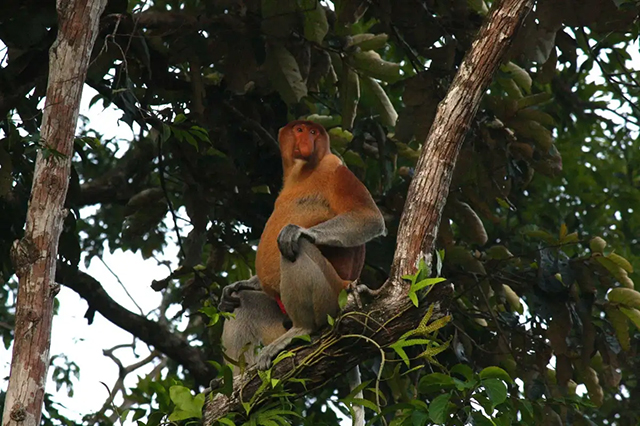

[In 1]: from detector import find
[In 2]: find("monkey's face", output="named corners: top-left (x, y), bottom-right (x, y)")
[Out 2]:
top-left (279, 120), bottom-right (329, 163)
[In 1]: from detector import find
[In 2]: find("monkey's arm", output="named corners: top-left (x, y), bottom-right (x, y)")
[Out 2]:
top-left (218, 275), bottom-right (262, 312)
top-left (278, 166), bottom-right (385, 261)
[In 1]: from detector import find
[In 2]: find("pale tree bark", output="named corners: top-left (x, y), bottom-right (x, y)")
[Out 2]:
top-left (2, 1), bottom-right (107, 425)
top-left (203, 0), bottom-right (534, 422)
top-left (389, 0), bottom-right (534, 282)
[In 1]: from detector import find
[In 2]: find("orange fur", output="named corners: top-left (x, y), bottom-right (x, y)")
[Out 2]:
top-left (255, 121), bottom-right (378, 298)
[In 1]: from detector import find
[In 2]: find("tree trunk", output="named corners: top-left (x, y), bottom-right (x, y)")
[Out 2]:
top-left (2, 1), bottom-right (107, 425)
top-left (390, 0), bottom-right (535, 282)
top-left (204, 0), bottom-right (534, 421)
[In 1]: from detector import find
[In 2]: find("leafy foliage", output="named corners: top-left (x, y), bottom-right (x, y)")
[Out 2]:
top-left (1, 0), bottom-right (640, 424)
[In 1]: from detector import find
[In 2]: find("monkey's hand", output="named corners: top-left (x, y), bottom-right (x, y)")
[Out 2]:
top-left (218, 276), bottom-right (262, 312)
top-left (277, 224), bottom-right (316, 262)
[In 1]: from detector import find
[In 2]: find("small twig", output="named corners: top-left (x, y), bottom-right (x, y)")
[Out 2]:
top-left (390, 24), bottom-right (424, 73)
top-left (92, 346), bottom-right (161, 424)
top-left (157, 136), bottom-right (186, 259)
top-left (189, 56), bottom-right (206, 122)
top-left (579, 27), bottom-right (640, 115)
top-left (478, 285), bottom-right (517, 360)
top-left (452, 323), bottom-right (506, 355)
top-left (98, 257), bottom-right (144, 315)
top-left (221, 100), bottom-right (279, 150)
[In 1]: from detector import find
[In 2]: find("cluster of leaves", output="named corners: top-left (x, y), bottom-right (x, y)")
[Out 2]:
top-left (1, 0), bottom-right (640, 424)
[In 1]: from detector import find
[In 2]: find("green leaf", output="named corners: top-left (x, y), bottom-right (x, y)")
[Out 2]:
top-left (482, 378), bottom-right (508, 407)
top-left (436, 249), bottom-right (444, 276)
top-left (199, 306), bottom-right (220, 326)
top-left (402, 272), bottom-right (418, 286)
top-left (291, 334), bottom-right (311, 343)
top-left (360, 75), bottom-right (397, 127)
top-left (172, 128), bottom-right (185, 143)
top-left (190, 126), bottom-right (210, 143)
top-left (501, 62), bottom-right (532, 94)
top-left (390, 343), bottom-right (410, 366)
top-left (418, 373), bottom-right (456, 394)
top-left (428, 393), bottom-right (451, 424)
top-left (307, 114), bottom-right (341, 129)
top-left (349, 33), bottom-right (389, 51)
top-left (411, 409), bottom-right (429, 426)
top-left (341, 67), bottom-right (360, 130)
top-left (183, 131), bottom-right (199, 150)
top-left (413, 277), bottom-right (446, 293)
top-left (271, 350), bottom-right (295, 366)
top-left (206, 147), bottom-right (227, 158)
top-left (168, 386), bottom-right (204, 421)
top-left (516, 92), bottom-right (553, 109)
top-left (409, 291), bottom-right (419, 307)
top-left (265, 43), bottom-right (307, 105)
top-left (450, 364), bottom-right (474, 381)
top-left (338, 289), bottom-right (348, 309)
top-left (328, 127), bottom-right (353, 150)
top-left (607, 252), bottom-right (634, 273)
top-left (351, 397), bottom-right (379, 413)
top-left (620, 306), bottom-right (640, 329)
top-left (471, 413), bottom-right (497, 426)
top-left (303, 1), bottom-right (328, 43)
top-left (221, 363), bottom-right (234, 396)
top-left (479, 366), bottom-right (513, 384)
top-left (161, 123), bottom-right (171, 142)
top-left (350, 51), bottom-right (402, 83)
top-left (342, 150), bottom-right (365, 168)
top-left (408, 277), bottom-right (445, 307)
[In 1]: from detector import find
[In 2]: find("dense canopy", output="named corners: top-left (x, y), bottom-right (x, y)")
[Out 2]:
top-left (1, 0), bottom-right (640, 424)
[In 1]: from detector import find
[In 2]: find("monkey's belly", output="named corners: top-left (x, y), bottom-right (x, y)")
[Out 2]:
top-left (255, 208), bottom-right (363, 298)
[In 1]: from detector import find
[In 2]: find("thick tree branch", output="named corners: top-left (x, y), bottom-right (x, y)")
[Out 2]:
top-left (204, 281), bottom-right (453, 423)
top-left (202, 0), bottom-right (534, 421)
top-left (56, 265), bottom-right (216, 386)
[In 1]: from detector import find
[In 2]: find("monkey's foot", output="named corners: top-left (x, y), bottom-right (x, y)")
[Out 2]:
top-left (255, 326), bottom-right (313, 370)
top-left (218, 276), bottom-right (262, 312)
top-left (256, 348), bottom-right (277, 371)
top-left (217, 293), bottom-right (241, 312)
top-left (346, 280), bottom-right (379, 310)
top-left (208, 377), bottom-right (223, 392)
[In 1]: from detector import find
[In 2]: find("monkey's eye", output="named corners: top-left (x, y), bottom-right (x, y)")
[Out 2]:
top-left (310, 129), bottom-right (317, 135)
top-left (296, 127), bottom-right (303, 132)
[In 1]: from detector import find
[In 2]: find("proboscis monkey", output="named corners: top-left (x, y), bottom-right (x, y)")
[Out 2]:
top-left (220, 277), bottom-right (288, 373)
top-left (220, 120), bottom-right (385, 425)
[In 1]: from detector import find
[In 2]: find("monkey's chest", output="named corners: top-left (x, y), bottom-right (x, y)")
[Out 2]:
top-left (283, 193), bottom-right (334, 225)
top-left (256, 193), bottom-right (335, 296)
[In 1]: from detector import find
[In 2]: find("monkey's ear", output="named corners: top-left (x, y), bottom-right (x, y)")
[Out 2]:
top-left (277, 126), bottom-right (287, 142)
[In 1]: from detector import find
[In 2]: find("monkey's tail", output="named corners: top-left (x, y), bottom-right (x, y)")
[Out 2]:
top-left (347, 365), bottom-right (365, 426)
